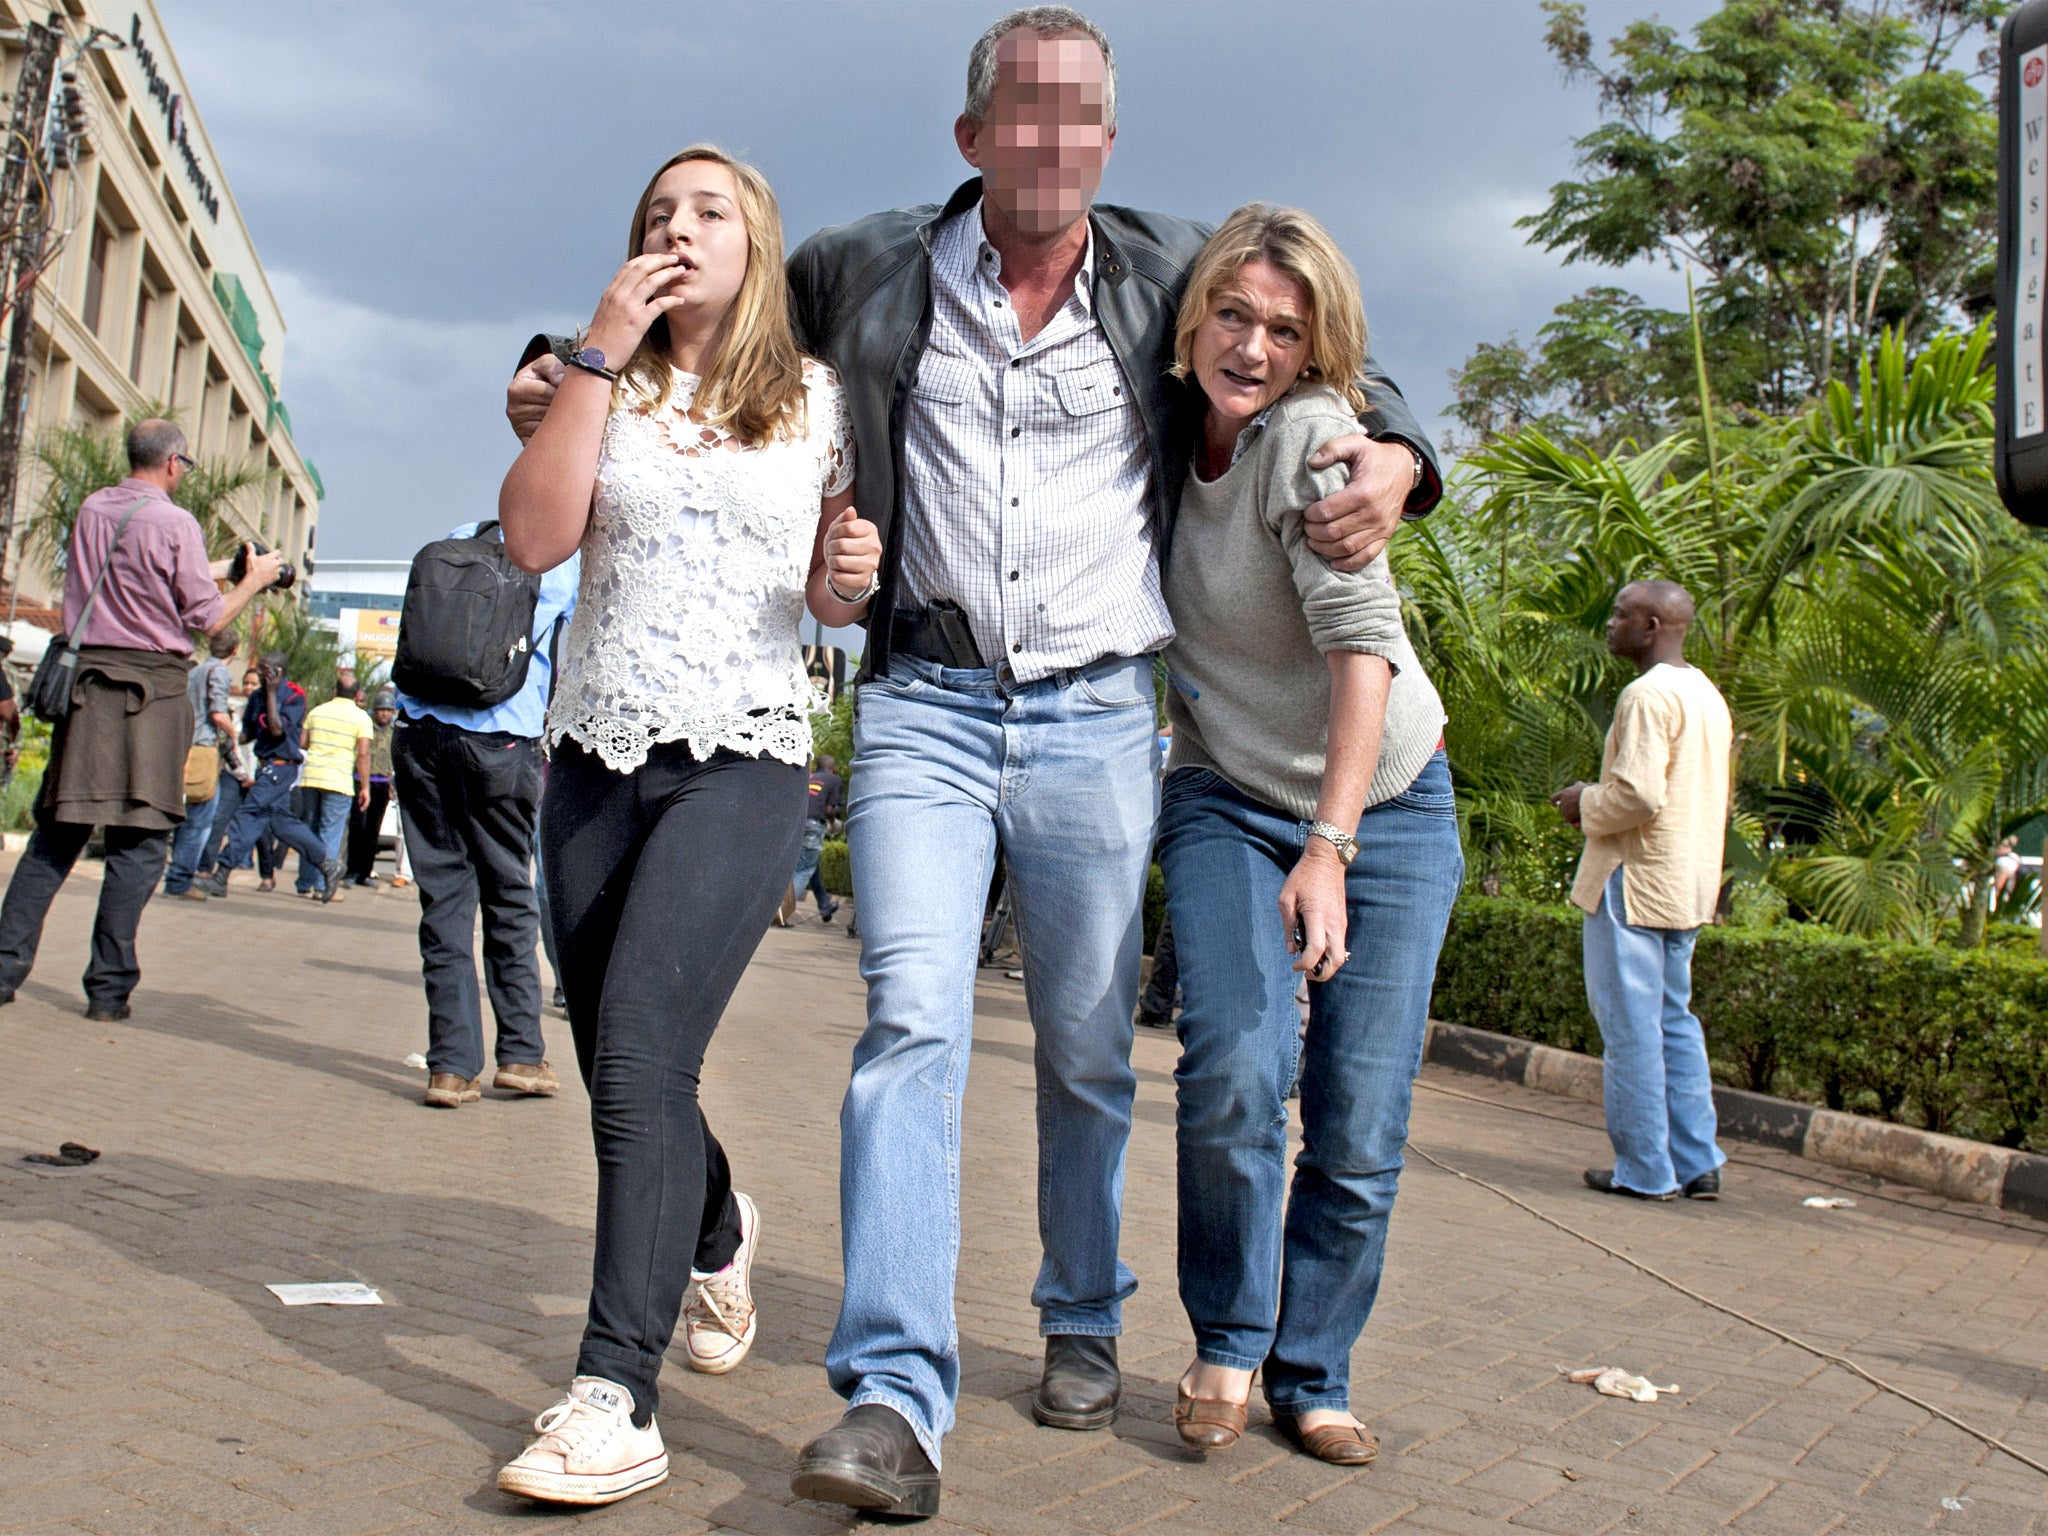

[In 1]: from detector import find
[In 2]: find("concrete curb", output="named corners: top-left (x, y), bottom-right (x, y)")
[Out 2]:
top-left (1423, 1018), bottom-right (2048, 1222)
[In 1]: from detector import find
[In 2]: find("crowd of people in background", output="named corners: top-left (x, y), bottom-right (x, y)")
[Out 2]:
top-left (173, 657), bottom-right (408, 904)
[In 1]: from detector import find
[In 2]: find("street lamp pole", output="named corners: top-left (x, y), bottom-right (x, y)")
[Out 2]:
top-left (0, 12), bottom-right (64, 602)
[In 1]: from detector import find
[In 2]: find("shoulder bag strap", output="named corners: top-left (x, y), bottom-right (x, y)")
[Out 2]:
top-left (65, 491), bottom-right (153, 648)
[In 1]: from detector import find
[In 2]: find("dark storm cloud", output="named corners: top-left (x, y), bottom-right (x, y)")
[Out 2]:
top-left (158, 0), bottom-right (1716, 559)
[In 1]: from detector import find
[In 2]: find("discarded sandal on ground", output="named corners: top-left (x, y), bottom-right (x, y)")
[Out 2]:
top-left (1274, 1412), bottom-right (1379, 1466)
top-left (1173, 1386), bottom-right (1247, 1450)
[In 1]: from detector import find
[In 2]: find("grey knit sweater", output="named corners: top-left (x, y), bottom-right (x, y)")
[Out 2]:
top-left (1162, 385), bottom-right (1446, 821)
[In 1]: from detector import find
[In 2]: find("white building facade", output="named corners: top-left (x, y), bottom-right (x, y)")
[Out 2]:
top-left (0, 0), bottom-right (323, 608)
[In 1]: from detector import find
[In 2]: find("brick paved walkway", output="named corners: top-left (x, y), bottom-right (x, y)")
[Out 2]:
top-left (1, 858), bottom-right (2045, 1535)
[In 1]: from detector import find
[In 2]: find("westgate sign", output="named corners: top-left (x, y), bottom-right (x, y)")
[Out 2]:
top-left (127, 12), bottom-right (220, 223)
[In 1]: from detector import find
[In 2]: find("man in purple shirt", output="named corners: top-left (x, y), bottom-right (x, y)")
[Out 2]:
top-left (0, 419), bottom-right (279, 1020)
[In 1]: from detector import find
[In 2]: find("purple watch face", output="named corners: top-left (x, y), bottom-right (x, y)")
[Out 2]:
top-left (573, 347), bottom-right (609, 370)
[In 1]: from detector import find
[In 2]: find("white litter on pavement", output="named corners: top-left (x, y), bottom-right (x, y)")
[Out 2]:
top-left (1802, 1196), bottom-right (1857, 1209)
top-left (402, 1053), bottom-right (428, 1070)
top-left (1941, 1496), bottom-right (1972, 1510)
top-left (265, 1282), bottom-right (384, 1307)
top-left (1567, 1367), bottom-right (1679, 1402)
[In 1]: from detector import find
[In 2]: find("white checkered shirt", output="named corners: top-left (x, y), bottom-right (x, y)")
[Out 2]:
top-left (897, 206), bottom-right (1173, 682)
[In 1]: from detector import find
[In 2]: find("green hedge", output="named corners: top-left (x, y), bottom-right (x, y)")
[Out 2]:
top-left (819, 839), bottom-right (851, 897)
top-left (1432, 897), bottom-right (2048, 1151)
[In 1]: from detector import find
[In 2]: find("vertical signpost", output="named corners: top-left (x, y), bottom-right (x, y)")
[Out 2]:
top-left (1998, 4), bottom-right (2048, 954)
top-left (1998, 1), bottom-right (2048, 523)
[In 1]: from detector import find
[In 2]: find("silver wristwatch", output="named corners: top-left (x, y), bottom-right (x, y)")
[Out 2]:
top-left (827, 569), bottom-right (880, 606)
top-left (1308, 821), bottom-right (1359, 865)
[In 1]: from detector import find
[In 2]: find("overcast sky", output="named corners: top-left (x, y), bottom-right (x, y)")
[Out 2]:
top-left (156, 0), bottom-right (1720, 563)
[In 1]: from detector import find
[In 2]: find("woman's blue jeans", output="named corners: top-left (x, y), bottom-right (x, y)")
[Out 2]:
top-left (1157, 753), bottom-right (1462, 1414)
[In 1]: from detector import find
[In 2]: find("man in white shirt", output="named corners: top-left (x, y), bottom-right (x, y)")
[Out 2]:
top-left (1554, 580), bottom-right (1733, 1202)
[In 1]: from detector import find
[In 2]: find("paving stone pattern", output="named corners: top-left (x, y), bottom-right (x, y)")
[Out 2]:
top-left (1, 860), bottom-right (2045, 1534)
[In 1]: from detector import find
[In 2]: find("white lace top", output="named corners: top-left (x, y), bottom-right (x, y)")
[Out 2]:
top-left (547, 358), bottom-right (855, 773)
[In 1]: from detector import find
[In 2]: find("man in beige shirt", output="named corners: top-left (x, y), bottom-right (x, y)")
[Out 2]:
top-left (1553, 581), bottom-right (1732, 1201)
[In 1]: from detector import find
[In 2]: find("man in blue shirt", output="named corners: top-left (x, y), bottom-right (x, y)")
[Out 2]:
top-left (203, 652), bottom-right (344, 901)
top-left (392, 523), bottom-right (578, 1110)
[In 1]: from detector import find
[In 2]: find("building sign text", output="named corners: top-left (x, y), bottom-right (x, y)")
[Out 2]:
top-left (128, 14), bottom-right (220, 223)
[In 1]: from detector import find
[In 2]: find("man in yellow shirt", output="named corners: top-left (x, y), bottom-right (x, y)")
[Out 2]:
top-left (297, 679), bottom-right (373, 901)
top-left (1553, 581), bottom-right (1732, 1202)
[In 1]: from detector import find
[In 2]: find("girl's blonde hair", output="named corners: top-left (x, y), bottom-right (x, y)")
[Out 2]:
top-left (616, 144), bottom-right (808, 445)
top-left (1171, 203), bottom-right (1368, 412)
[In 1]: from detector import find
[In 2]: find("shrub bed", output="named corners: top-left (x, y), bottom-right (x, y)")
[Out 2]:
top-left (1431, 896), bottom-right (2048, 1152)
top-left (819, 839), bottom-right (851, 897)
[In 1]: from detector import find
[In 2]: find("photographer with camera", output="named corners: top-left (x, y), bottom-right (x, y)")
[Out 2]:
top-left (0, 419), bottom-right (281, 1019)
top-left (227, 538), bottom-right (296, 593)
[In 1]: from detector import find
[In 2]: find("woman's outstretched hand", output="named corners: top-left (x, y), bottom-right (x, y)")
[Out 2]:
top-left (1279, 841), bottom-right (1350, 981)
top-left (821, 506), bottom-right (882, 601)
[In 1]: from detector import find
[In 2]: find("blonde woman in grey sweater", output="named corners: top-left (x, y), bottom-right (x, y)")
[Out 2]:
top-left (1157, 205), bottom-right (1461, 1466)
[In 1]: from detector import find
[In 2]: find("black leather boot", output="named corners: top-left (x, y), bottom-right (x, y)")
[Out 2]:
top-left (1032, 1334), bottom-right (1119, 1430)
top-left (791, 1404), bottom-right (940, 1520)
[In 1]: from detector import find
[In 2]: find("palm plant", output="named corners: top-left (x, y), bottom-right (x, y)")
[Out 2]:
top-left (1751, 563), bottom-right (2048, 943)
top-left (1412, 322), bottom-right (2042, 946)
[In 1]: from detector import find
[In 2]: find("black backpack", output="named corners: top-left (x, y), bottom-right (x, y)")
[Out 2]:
top-left (392, 521), bottom-right (544, 709)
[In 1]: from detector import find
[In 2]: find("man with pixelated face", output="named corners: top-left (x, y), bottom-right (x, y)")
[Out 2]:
top-left (977, 34), bottom-right (1110, 232)
top-left (506, 7), bottom-right (1440, 1517)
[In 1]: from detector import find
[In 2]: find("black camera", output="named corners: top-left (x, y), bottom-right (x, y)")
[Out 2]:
top-left (229, 540), bottom-right (297, 592)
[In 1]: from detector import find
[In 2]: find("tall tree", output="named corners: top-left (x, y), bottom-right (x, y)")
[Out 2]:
top-left (1452, 0), bottom-right (2006, 446)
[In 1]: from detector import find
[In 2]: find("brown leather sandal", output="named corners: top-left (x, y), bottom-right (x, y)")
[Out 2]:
top-left (1174, 1387), bottom-right (1249, 1449)
top-left (1274, 1412), bottom-right (1379, 1466)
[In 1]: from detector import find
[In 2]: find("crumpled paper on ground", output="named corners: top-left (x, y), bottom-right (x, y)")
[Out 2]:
top-left (266, 1282), bottom-right (384, 1307)
top-left (1802, 1196), bottom-right (1857, 1209)
top-left (1567, 1366), bottom-right (1679, 1402)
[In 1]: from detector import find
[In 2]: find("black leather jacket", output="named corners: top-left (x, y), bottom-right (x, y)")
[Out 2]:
top-left (790, 180), bottom-right (1438, 677)
top-left (529, 178), bottom-right (1441, 679)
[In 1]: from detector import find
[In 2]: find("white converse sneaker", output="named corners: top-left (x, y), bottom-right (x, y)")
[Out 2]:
top-left (496, 1376), bottom-right (668, 1505)
top-left (684, 1191), bottom-right (760, 1374)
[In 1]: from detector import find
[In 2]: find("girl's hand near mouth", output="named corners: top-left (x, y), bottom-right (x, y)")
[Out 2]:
top-left (585, 252), bottom-right (694, 365)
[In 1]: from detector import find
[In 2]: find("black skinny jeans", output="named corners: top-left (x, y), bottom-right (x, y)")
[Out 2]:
top-left (543, 739), bottom-right (805, 1423)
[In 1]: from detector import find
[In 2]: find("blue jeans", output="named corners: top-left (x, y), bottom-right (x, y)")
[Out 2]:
top-left (199, 775), bottom-right (272, 878)
top-left (791, 819), bottom-right (835, 914)
top-left (222, 761), bottom-right (329, 876)
top-left (1158, 754), bottom-right (1462, 1414)
top-left (827, 653), bottom-right (1159, 1466)
top-left (294, 788), bottom-right (353, 892)
top-left (1582, 865), bottom-right (1724, 1196)
top-left (164, 788), bottom-right (218, 894)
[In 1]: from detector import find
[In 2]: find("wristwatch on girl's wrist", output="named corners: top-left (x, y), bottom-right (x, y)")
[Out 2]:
top-left (565, 346), bottom-right (618, 382)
